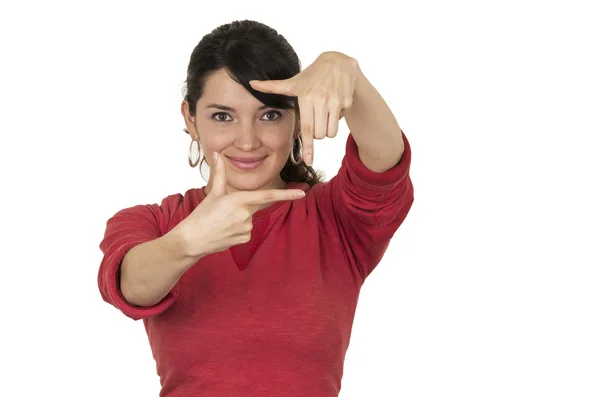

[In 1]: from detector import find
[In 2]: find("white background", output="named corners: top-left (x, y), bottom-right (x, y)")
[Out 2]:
top-left (1, 1), bottom-right (599, 396)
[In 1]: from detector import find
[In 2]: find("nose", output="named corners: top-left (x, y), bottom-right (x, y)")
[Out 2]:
top-left (234, 121), bottom-right (261, 151)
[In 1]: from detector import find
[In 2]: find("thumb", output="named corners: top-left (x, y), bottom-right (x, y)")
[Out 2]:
top-left (249, 79), bottom-right (296, 96)
top-left (209, 152), bottom-right (227, 197)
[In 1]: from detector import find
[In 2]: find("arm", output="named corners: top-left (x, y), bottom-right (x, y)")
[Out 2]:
top-left (119, 229), bottom-right (202, 307)
top-left (319, 54), bottom-right (413, 283)
top-left (343, 63), bottom-right (405, 173)
top-left (316, 132), bottom-right (413, 284)
top-left (249, 51), bottom-right (413, 283)
top-left (98, 196), bottom-right (192, 320)
top-left (247, 51), bottom-right (404, 171)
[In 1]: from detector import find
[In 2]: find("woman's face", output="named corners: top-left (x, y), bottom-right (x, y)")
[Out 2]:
top-left (182, 68), bottom-right (297, 194)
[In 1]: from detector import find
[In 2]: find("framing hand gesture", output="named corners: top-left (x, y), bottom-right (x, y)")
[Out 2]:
top-left (250, 51), bottom-right (359, 166)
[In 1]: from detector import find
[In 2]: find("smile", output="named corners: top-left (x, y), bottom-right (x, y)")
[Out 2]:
top-left (227, 156), bottom-right (267, 170)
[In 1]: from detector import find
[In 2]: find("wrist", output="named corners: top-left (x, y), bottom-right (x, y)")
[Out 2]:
top-left (163, 227), bottom-right (205, 268)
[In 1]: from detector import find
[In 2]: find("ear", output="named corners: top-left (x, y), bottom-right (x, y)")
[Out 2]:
top-left (181, 99), bottom-right (199, 140)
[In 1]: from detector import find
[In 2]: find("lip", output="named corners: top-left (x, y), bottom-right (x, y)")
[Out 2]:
top-left (227, 155), bottom-right (267, 170)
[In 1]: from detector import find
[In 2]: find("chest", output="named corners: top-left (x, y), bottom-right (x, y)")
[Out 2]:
top-left (148, 227), bottom-right (360, 367)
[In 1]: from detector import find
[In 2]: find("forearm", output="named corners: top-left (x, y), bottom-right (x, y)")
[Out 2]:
top-left (345, 65), bottom-right (405, 173)
top-left (120, 230), bottom-right (203, 307)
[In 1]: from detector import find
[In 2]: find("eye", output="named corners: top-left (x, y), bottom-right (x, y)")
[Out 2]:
top-left (261, 110), bottom-right (282, 121)
top-left (212, 112), bottom-right (232, 122)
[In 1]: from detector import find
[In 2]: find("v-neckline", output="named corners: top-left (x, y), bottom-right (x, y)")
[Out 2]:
top-left (196, 182), bottom-right (309, 270)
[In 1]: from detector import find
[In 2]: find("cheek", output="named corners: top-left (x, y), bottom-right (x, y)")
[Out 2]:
top-left (261, 125), bottom-right (295, 152)
top-left (197, 129), bottom-right (231, 152)
top-left (263, 135), bottom-right (293, 157)
top-left (271, 135), bottom-right (293, 150)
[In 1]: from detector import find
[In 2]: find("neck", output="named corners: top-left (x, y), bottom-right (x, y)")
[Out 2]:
top-left (204, 177), bottom-right (287, 197)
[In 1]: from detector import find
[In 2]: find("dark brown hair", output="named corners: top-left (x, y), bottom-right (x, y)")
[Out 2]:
top-left (183, 19), bottom-right (323, 186)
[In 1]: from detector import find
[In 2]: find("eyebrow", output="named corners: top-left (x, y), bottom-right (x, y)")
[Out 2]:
top-left (206, 103), bottom-right (270, 111)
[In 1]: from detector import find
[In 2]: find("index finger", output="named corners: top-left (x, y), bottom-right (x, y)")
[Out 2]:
top-left (239, 189), bottom-right (306, 208)
top-left (298, 98), bottom-right (314, 166)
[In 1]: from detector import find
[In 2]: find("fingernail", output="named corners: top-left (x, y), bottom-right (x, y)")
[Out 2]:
top-left (213, 152), bottom-right (218, 163)
top-left (305, 154), bottom-right (312, 165)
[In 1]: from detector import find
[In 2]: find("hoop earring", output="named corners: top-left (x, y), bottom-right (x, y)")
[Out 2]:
top-left (290, 136), bottom-right (303, 165)
top-left (188, 139), bottom-right (201, 167)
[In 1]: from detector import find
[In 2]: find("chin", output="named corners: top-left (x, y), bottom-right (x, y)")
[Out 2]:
top-left (227, 177), bottom-right (272, 191)
top-left (225, 169), bottom-right (283, 191)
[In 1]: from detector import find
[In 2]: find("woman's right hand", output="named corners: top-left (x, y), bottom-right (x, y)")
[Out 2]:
top-left (172, 152), bottom-right (306, 258)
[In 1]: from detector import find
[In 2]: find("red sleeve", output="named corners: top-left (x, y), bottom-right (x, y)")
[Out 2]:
top-left (97, 194), bottom-right (183, 320)
top-left (318, 130), bottom-right (414, 283)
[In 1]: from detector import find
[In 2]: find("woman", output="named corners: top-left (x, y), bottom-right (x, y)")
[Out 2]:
top-left (98, 19), bottom-right (414, 397)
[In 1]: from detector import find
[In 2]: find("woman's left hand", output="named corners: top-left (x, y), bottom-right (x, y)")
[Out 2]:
top-left (249, 51), bottom-right (359, 166)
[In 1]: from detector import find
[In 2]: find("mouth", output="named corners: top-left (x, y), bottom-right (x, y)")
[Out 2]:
top-left (227, 155), bottom-right (268, 171)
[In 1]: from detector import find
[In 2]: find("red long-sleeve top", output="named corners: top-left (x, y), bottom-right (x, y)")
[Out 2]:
top-left (98, 132), bottom-right (414, 396)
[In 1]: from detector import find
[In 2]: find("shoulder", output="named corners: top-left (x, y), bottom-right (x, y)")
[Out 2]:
top-left (106, 188), bottom-right (205, 235)
top-left (150, 187), bottom-right (205, 212)
top-left (156, 187), bottom-right (205, 231)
